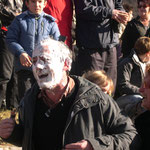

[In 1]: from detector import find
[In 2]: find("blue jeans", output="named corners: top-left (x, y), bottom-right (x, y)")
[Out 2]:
top-left (116, 94), bottom-right (144, 120)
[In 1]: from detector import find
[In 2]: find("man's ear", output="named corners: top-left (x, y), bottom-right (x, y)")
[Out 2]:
top-left (63, 59), bottom-right (70, 71)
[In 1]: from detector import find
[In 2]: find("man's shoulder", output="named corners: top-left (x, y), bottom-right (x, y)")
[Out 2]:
top-left (72, 75), bottom-right (110, 104)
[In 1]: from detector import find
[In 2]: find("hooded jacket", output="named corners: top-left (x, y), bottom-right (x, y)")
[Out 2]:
top-left (6, 76), bottom-right (141, 150)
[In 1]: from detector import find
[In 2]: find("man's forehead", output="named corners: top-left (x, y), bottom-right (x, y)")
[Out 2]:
top-left (33, 46), bottom-right (51, 56)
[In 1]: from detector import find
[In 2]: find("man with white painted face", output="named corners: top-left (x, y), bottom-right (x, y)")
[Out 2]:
top-left (0, 38), bottom-right (141, 150)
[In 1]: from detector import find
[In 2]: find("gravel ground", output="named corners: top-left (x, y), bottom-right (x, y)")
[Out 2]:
top-left (0, 147), bottom-right (22, 150)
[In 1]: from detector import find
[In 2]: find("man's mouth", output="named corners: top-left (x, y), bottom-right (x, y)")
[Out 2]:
top-left (39, 74), bottom-right (48, 79)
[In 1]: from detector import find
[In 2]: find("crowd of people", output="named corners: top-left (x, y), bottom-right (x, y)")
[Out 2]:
top-left (0, 0), bottom-right (150, 149)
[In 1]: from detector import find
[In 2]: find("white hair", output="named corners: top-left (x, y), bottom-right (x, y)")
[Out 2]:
top-left (33, 37), bottom-right (72, 71)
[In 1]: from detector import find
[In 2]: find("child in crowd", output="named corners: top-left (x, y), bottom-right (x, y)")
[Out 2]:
top-left (6, 0), bottom-right (60, 102)
top-left (83, 70), bottom-right (114, 96)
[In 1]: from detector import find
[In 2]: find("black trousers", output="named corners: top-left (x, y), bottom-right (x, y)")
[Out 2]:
top-left (74, 46), bottom-right (117, 91)
top-left (0, 32), bottom-right (18, 109)
top-left (17, 70), bottom-right (35, 102)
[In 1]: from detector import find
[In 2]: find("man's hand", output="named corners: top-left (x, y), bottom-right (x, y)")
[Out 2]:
top-left (20, 52), bottom-right (32, 67)
top-left (0, 118), bottom-right (15, 139)
top-left (112, 9), bottom-right (129, 24)
top-left (64, 140), bottom-right (93, 150)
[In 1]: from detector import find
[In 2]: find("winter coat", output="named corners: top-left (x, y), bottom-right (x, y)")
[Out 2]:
top-left (121, 16), bottom-right (150, 57)
top-left (5, 76), bottom-right (141, 150)
top-left (74, 0), bottom-right (124, 50)
top-left (6, 10), bottom-right (60, 72)
top-left (115, 50), bottom-right (145, 98)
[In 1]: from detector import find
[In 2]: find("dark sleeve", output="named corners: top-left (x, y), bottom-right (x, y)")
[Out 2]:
top-left (74, 0), bottom-right (112, 21)
top-left (121, 22), bottom-right (135, 57)
top-left (117, 61), bottom-right (140, 95)
top-left (87, 95), bottom-right (141, 150)
top-left (74, 0), bottom-right (124, 21)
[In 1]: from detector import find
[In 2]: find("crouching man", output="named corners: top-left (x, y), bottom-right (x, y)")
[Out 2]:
top-left (0, 38), bottom-right (141, 150)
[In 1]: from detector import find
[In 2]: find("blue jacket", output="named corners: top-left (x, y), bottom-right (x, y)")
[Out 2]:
top-left (6, 10), bottom-right (60, 72)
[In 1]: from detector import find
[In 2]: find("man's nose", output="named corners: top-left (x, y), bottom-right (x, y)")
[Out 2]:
top-left (36, 63), bottom-right (44, 69)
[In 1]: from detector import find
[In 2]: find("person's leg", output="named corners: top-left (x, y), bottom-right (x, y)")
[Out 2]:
top-left (6, 70), bottom-right (19, 109)
top-left (116, 94), bottom-right (144, 120)
top-left (103, 47), bottom-right (117, 91)
top-left (75, 47), bottom-right (93, 76)
top-left (17, 70), bottom-right (35, 102)
top-left (0, 33), bottom-right (14, 109)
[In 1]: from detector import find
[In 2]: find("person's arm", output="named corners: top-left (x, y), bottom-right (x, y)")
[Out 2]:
top-left (66, 96), bottom-right (141, 150)
top-left (50, 22), bottom-right (61, 41)
top-left (0, 114), bottom-right (24, 147)
top-left (121, 22), bottom-right (136, 57)
top-left (89, 96), bottom-right (141, 150)
top-left (117, 62), bottom-right (140, 95)
top-left (6, 17), bottom-right (26, 57)
top-left (74, 0), bottom-right (126, 22)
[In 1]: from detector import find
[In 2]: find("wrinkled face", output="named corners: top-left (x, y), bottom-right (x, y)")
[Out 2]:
top-left (140, 74), bottom-right (150, 110)
top-left (32, 48), bottom-right (64, 90)
top-left (138, 2), bottom-right (150, 17)
top-left (26, 0), bottom-right (47, 15)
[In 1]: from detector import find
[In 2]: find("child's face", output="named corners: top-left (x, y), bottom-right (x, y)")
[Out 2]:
top-left (26, 0), bottom-right (47, 15)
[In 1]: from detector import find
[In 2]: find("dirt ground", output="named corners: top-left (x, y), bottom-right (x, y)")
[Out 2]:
top-left (0, 110), bottom-right (22, 149)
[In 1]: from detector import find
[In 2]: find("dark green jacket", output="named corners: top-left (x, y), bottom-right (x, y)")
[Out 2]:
top-left (7, 76), bottom-right (141, 150)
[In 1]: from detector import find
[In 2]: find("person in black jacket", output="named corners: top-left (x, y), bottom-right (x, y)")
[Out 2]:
top-left (0, 37), bottom-right (141, 150)
top-left (72, 0), bottom-right (128, 91)
top-left (121, 0), bottom-right (150, 58)
top-left (135, 64), bottom-right (150, 150)
top-left (0, 0), bottom-right (23, 109)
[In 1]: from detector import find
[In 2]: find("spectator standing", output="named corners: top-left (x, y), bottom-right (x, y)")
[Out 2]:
top-left (121, 0), bottom-right (150, 58)
top-left (115, 36), bottom-right (150, 120)
top-left (117, 3), bottom-right (133, 59)
top-left (44, 0), bottom-right (73, 48)
top-left (6, 0), bottom-right (60, 102)
top-left (73, 0), bottom-right (128, 91)
top-left (0, 0), bottom-right (23, 109)
top-left (0, 37), bottom-right (141, 150)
